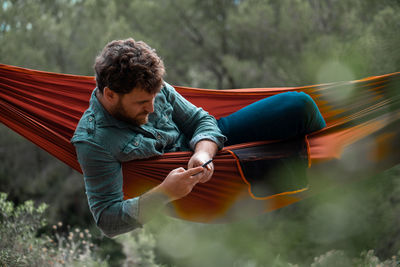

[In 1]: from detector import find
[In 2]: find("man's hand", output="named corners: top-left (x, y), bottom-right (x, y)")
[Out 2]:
top-left (188, 151), bottom-right (214, 183)
top-left (138, 166), bottom-right (204, 224)
top-left (188, 140), bottom-right (218, 183)
top-left (157, 166), bottom-right (205, 202)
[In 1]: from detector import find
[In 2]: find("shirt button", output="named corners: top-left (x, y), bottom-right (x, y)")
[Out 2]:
top-left (88, 117), bottom-right (93, 122)
top-left (134, 142), bottom-right (139, 146)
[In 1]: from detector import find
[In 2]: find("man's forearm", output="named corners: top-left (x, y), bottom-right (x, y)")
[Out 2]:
top-left (137, 186), bottom-right (170, 224)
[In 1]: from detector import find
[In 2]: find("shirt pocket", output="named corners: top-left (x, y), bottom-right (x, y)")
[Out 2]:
top-left (119, 134), bottom-right (148, 161)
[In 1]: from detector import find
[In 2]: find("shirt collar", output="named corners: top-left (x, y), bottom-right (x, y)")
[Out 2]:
top-left (90, 88), bottom-right (131, 129)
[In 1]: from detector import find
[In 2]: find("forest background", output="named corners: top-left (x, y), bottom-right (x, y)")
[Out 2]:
top-left (1, 0), bottom-right (400, 266)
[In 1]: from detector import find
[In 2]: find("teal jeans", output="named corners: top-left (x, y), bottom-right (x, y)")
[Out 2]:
top-left (217, 92), bottom-right (326, 146)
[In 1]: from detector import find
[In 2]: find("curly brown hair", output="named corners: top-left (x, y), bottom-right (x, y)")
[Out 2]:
top-left (94, 38), bottom-right (165, 94)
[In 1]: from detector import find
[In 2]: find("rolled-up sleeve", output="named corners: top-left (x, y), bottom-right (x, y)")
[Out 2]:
top-left (74, 141), bottom-right (142, 237)
top-left (163, 83), bottom-right (226, 150)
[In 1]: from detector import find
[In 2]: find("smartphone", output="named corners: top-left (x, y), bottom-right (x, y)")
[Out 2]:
top-left (202, 159), bottom-right (213, 168)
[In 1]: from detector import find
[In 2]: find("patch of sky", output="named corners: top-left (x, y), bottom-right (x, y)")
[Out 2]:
top-left (1, 24), bottom-right (11, 32)
top-left (3, 1), bottom-right (10, 11)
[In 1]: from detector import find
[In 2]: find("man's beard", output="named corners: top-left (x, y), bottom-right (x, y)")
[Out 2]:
top-left (111, 100), bottom-right (149, 127)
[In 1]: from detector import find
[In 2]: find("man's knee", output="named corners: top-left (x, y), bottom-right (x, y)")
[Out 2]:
top-left (281, 91), bottom-right (326, 132)
top-left (281, 91), bottom-right (316, 116)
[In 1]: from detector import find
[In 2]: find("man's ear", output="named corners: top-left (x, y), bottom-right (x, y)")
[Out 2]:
top-left (103, 87), bottom-right (117, 104)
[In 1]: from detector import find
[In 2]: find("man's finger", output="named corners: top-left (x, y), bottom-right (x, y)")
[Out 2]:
top-left (185, 166), bottom-right (204, 176)
top-left (174, 167), bottom-right (186, 173)
top-left (205, 163), bottom-right (212, 171)
top-left (199, 174), bottom-right (211, 183)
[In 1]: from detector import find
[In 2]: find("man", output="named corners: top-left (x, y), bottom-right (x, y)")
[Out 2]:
top-left (71, 38), bottom-right (325, 237)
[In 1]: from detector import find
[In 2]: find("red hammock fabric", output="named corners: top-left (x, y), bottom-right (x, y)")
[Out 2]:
top-left (1, 64), bottom-right (399, 223)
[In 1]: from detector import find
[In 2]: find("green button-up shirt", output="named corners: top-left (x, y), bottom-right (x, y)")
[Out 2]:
top-left (71, 82), bottom-right (226, 237)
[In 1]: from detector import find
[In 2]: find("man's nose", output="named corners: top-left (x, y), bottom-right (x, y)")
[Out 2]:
top-left (145, 101), bottom-right (154, 113)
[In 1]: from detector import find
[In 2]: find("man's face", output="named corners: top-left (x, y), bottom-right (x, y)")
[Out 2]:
top-left (110, 88), bottom-right (157, 126)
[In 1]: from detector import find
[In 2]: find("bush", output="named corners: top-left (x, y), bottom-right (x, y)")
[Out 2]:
top-left (0, 192), bottom-right (107, 266)
top-left (312, 250), bottom-right (400, 267)
top-left (116, 228), bottom-right (166, 267)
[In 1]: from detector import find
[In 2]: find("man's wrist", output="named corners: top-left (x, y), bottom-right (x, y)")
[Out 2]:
top-left (140, 186), bottom-right (171, 206)
top-left (137, 186), bottom-right (171, 224)
top-left (194, 139), bottom-right (218, 157)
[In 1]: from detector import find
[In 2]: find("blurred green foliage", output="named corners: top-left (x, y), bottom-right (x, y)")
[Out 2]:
top-left (137, 165), bottom-right (400, 266)
top-left (1, 0), bottom-right (400, 266)
top-left (1, 0), bottom-right (399, 87)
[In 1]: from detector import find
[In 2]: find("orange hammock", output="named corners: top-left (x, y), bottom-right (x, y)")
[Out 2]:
top-left (1, 64), bottom-right (399, 223)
